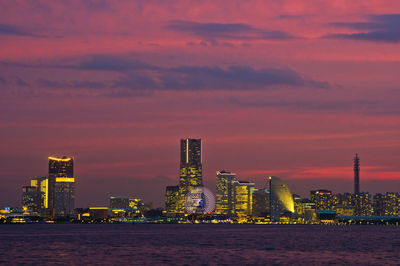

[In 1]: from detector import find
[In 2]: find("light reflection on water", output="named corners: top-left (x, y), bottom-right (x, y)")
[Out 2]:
top-left (0, 224), bottom-right (399, 265)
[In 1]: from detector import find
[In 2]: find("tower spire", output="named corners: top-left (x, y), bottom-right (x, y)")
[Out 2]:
top-left (354, 153), bottom-right (360, 195)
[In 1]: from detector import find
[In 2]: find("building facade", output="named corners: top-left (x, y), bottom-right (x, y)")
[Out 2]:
top-left (48, 156), bottom-right (75, 217)
top-left (215, 170), bottom-right (236, 216)
top-left (233, 181), bottom-right (255, 216)
top-left (165, 186), bottom-right (179, 213)
top-left (22, 186), bottom-right (42, 213)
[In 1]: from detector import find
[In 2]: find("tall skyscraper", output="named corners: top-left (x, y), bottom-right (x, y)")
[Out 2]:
top-left (48, 156), bottom-right (75, 217)
top-left (215, 170), bottom-right (236, 215)
top-left (354, 153), bottom-right (360, 195)
top-left (178, 138), bottom-right (202, 212)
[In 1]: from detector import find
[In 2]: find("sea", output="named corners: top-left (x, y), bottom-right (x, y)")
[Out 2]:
top-left (0, 224), bottom-right (399, 265)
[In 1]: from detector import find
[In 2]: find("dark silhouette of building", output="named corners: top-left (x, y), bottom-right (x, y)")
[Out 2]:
top-left (354, 153), bottom-right (360, 195)
top-left (21, 186), bottom-right (42, 213)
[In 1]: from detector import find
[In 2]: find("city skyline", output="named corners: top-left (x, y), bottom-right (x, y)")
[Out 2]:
top-left (3, 139), bottom-right (398, 210)
top-left (1, 1), bottom-right (400, 208)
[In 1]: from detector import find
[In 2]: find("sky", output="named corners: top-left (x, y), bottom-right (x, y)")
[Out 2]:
top-left (1, 0), bottom-right (400, 208)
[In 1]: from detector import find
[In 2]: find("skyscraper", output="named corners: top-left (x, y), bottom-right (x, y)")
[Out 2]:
top-left (30, 176), bottom-right (48, 211)
top-left (354, 153), bottom-right (360, 195)
top-left (233, 180), bottom-right (255, 216)
top-left (215, 170), bottom-right (236, 215)
top-left (48, 156), bottom-right (75, 217)
top-left (178, 138), bottom-right (202, 212)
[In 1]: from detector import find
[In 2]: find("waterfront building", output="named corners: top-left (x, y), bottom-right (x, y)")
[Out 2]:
top-left (335, 205), bottom-right (355, 216)
top-left (54, 178), bottom-right (75, 217)
top-left (269, 176), bottom-right (295, 220)
top-left (21, 186), bottom-right (42, 213)
top-left (30, 176), bottom-right (48, 213)
top-left (354, 192), bottom-right (372, 216)
top-left (48, 156), bottom-right (74, 217)
top-left (373, 193), bottom-right (400, 216)
top-left (178, 138), bottom-right (203, 212)
top-left (233, 180), bottom-right (255, 216)
top-left (215, 170), bottom-right (237, 215)
top-left (165, 186), bottom-right (179, 213)
top-left (110, 196), bottom-right (143, 217)
top-left (310, 189), bottom-right (337, 210)
top-left (252, 188), bottom-right (269, 217)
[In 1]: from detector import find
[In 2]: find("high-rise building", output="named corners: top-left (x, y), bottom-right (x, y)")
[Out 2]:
top-left (354, 192), bottom-right (372, 216)
top-left (373, 193), bottom-right (400, 216)
top-left (233, 180), bottom-right (255, 216)
top-left (54, 178), bottom-right (75, 217)
top-left (252, 188), bottom-right (269, 217)
top-left (30, 176), bottom-right (48, 211)
top-left (22, 186), bottom-right (42, 213)
top-left (178, 138), bottom-right (202, 212)
top-left (310, 190), bottom-right (336, 210)
top-left (215, 170), bottom-right (236, 216)
top-left (48, 156), bottom-right (75, 217)
top-left (354, 153), bottom-right (360, 195)
top-left (165, 186), bottom-right (180, 213)
top-left (109, 196), bottom-right (143, 217)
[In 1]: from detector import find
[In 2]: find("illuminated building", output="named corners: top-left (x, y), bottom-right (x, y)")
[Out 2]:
top-left (48, 156), bottom-right (75, 217)
top-left (165, 186), bottom-right (179, 213)
top-left (21, 186), bottom-right (42, 213)
top-left (335, 206), bottom-right (355, 216)
top-left (215, 170), bottom-right (236, 215)
top-left (252, 188), bottom-right (269, 217)
top-left (178, 138), bottom-right (202, 212)
top-left (354, 192), bottom-right (372, 216)
top-left (233, 180), bottom-right (255, 216)
top-left (54, 178), bottom-right (75, 217)
top-left (89, 207), bottom-right (109, 220)
top-left (110, 196), bottom-right (143, 217)
top-left (269, 176), bottom-right (294, 220)
top-left (310, 190), bottom-right (337, 210)
top-left (354, 153), bottom-right (360, 195)
top-left (30, 176), bottom-right (48, 212)
top-left (373, 193), bottom-right (400, 216)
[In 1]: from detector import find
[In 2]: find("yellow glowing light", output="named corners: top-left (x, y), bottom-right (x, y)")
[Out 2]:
top-left (200, 139), bottom-right (202, 164)
top-left (82, 213), bottom-right (90, 217)
top-left (48, 156), bottom-right (73, 162)
top-left (89, 207), bottom-right (108, 210)
top-left (186, 138), bottom-right (189, 163)
top-left (55, 177), bottom-right (75, 182)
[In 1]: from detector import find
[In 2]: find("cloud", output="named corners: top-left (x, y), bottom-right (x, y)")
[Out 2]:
top-left (0, 24), bottom-right (31, 36)
top-left (167, 20), bottom-right (297, 40)
top-left (228, 98), bottom-right (375, 112)
top-left (2, 55), bottom-right (330, 96)
top-left (71, 55), bottom-right (156, 71)
top-left (0, 24), bottom-right (50, 38)
top-left (326, 14), bottom-right (400, 43)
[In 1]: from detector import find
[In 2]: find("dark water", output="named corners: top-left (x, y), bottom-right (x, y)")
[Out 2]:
top-left (0, 224), bottom-right (400, 265)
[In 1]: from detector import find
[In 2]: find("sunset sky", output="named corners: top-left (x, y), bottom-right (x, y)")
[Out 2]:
top-left (1, 1), bottom-right (400, 208)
